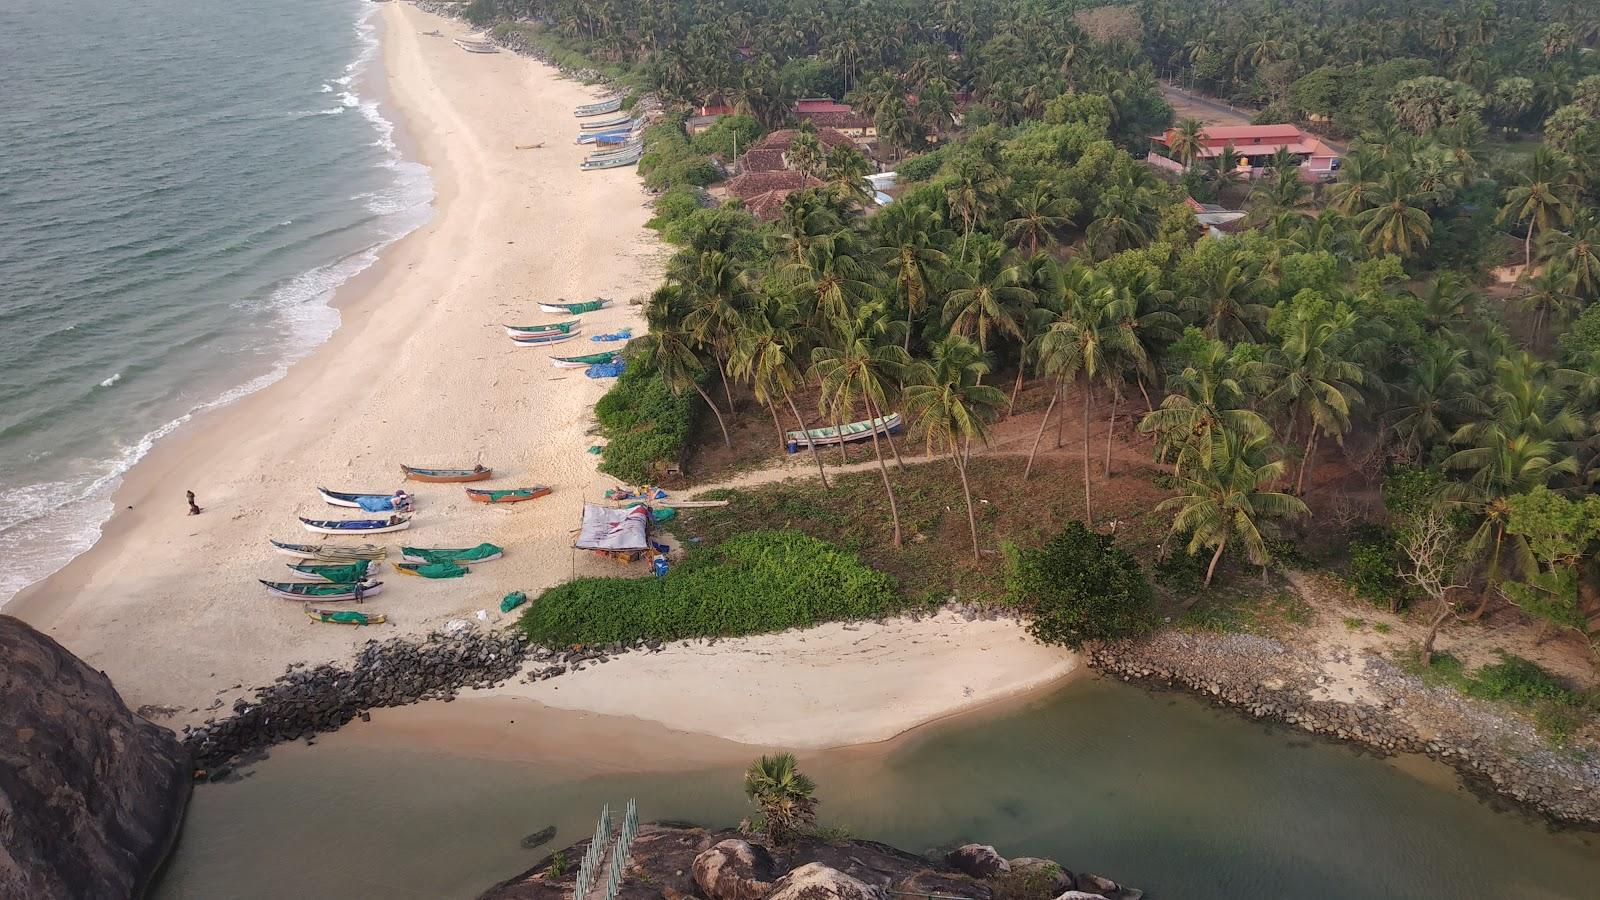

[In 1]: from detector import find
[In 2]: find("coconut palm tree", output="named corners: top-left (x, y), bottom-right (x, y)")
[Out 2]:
top-left (743, 754), bottom-right (817, 846)
top-left (1540, 214), bottom-right (1600, 301)
top-left (1516, 262), bottom-right (1581, 344)
top-left (812, 304), bottom-right (912, 546)
top-left (1356, 169), bottom-right (1434, 258)
top-left (872, 203), bottom-right (952, 351)
top-left (943, 153), bottom-right (1007, 260)
top-left (941, 240), bottom-right (1034, 362)
top-left (1157, 428), bottom-right (1308, 586)
top-left (903, 335), bottom-right (1007, 559)
top-left (1499, 147), bottom-right (1575, 269)
top-left (677, 250), bottom-right (756, 412)
top-left (633, 315), bottom-right (733, 450)
top-left (1263, 302), bottom-right (1366, 494)
top-left (729, 301), bottom-right (831, 486)
top-left (1180, 261), bottom-right (1270, 342)
top-left (1003, 186), bottom-right (1073, 256)
top-left (1139, 334), bottom-right (1271, 476)
top-left (1167, 117), bottom-right (1208, 169)
top-left (1387, 340), bottom-right (1484, 461)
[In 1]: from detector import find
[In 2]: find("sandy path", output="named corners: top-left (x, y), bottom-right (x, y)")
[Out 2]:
top-left (8, 4), bottom-right (1079, 747)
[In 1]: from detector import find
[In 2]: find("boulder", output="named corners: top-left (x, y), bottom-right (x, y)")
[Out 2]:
top-left (893, 869), bottom-right (993, 900)
top-left (1054, 893), bottom-right (1109, 900)
top-left (693, 839), bottom-right (778, 900)
top-left (945, 844), bottom-right (1011, 879)
top-left (1069, 874), bottom-right (1143, 900)
top-left (764, 863), bottom-right (887, 900)
top-left (0, 615), bottom-right (191, 899)
top-left (1008, 858), bottom-right (1075, 893)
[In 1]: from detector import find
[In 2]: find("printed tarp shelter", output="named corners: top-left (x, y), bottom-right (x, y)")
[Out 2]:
top-left (574, 503), bottom-right (650, 552)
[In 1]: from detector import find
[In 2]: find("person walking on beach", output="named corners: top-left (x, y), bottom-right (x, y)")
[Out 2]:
top-left (186, 490), bottom-right (203, 516)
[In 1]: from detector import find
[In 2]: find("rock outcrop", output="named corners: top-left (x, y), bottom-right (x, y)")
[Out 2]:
top-left (946, 843), bottom-right (1010, 878)
top-left (0, 615), bottom-right (191, 899)
top-left (479, 823), bottom-right (1132, 900)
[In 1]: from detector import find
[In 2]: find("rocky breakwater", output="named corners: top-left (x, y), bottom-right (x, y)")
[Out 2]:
top-left (1, 614), bottom-right (191, 899)
top-left (483, 824), bottom-right (1141, 900)
top-left (182, 627), bottom-right (526, 773)
top-left (1088, 630), bottom-right (1600, 826)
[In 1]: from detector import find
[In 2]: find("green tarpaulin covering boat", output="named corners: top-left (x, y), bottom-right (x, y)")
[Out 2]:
top-left (538, 299), bottom-right (611, 314)
top-left (395, 561), bottom-right (469, 578)
top-left (288, 560), bottom-right (374, 583)
top-left (306, 607), bottom-right (386, 625)
top-left (551, 351), bottom-right (620, 369)
top-left (400, 543), bottom-right (504, 564)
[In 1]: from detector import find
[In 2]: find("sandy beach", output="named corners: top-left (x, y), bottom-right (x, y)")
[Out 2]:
top-left (8, 3), bottom-right (1075, 747)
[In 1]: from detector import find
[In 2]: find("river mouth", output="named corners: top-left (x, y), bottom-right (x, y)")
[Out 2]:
top-left (153, 676), bottom-right (1599, 899)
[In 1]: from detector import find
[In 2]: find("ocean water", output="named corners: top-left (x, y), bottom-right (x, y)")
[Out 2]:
top-left (0, 0), bottom-right (431, 603)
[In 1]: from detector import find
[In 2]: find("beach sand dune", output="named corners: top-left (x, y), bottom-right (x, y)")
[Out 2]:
top-left (10, 5), bottom-right (1075, 747)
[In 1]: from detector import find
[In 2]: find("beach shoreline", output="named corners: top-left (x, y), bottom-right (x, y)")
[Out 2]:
top-left (8, 3), bottom-right (1079, 752)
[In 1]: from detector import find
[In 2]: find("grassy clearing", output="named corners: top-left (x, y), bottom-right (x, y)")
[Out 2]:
top-left (517, 530), bottom-right (899, 646)
top-left (1175, 584), bottom-right (1313, 635)
top-left (1403, 649), bottom-right (1600, 746)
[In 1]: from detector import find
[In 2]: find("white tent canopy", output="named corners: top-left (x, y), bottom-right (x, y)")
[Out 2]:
top-left (574, 503), bottom-right (650, 552)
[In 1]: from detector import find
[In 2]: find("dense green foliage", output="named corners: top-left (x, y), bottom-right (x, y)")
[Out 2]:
top-left (517, 530), bottom-right (898, 646)
top-left (1407, 651), bottom-right (1599, 742)
top-left (592, 355), bottom-right (697, 483)
top-left (1006, 521), bottom-right (1158, 647)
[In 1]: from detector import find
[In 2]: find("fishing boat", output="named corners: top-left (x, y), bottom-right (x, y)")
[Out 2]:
top-left (575, 126), bottom-right (636, 145)
top-left (260, 580), bottom-right (382, 601)
top-left (400, 543), bottom-right (504, 564)
top-left (400, 464), bottom-right (492, 483)
top-left (288, 560), bottom-right (380, 582)
top-left (551, 351), bottom-right (620, 369)
top-left (579, 113), bottom-right (631, 131)
top-left (394, 562), bottom-right (469, 578)
top-left (537, 299), bottom-right (611, 314)
top-left (502, 320), bottom-right (579, 338)
top-left (587, 139), bottom-right (642, 158)
top-left (509, 329), bottom-right (580, 346)
top-left (574, 97), bottom-right (623, 117)
top-left (454, 37), bottom-right (498, 53)
top-left (317, 487), bottom-right (412, 510)
top-left (306, 607), bottom-right (387, 626)
top-left (270, 540), bottom-right (387, 561)
top-left (580, 146), bottom-right (643, 170)
top-left (298, 515), bottom-right (412, 535)
top-left (785, 413), bottom-right (903, 453)
top-left (467, 486), bottom-right (551, 503)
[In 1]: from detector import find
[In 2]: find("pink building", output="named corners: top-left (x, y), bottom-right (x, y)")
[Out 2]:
top-left (1149, 124), bottom-right (1341, 181)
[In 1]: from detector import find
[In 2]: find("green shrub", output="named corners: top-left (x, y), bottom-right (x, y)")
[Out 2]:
top-left (1007, 521), bottom-right (1157, 648)
top-left (646, 185), bottom-right (703, 232)
top-left (1404, 650), bottom-right (1598, 745)
top-left (689, 115), bottom-right (763, 159)
top-left (895, 148), bottom-right (948, 182)
top-left (1345, 526), bottom-right (1408, 610)
top-left (518, 530), bottom-right (898, 645)
top-left (594, 358), bottom-right (696, 483)
top-left (463, 0), bottom-right (498, 27)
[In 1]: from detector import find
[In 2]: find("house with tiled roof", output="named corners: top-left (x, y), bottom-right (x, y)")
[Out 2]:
top-left (1148, 123), bottom-right (1341, 181)
top-left (793, 98), bottom-right (875, 139)
top-left (723, 170), bottom-right (824, 221)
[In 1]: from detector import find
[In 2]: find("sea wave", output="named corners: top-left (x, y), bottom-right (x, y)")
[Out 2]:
top-left (0, 0), bottom-right (434, 608)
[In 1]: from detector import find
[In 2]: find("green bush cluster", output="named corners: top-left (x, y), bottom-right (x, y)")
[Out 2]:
top-left (1409, 651), bottom-right (1599, 745)
top-left (593, 357), bottom-right (696, 483)
top-left (518, 530), bottom-right (899, 646)
top-left (895, 148), bottom-right (948, 182)
top-left (688, 115), bottom-right (762, 159)
top-left (640, 118), bottom-right (721, 191)
top-left (646, 185), bottom-right (704, 233)
top-left (1005, 521), bottom-right (1158, 648)
top-left (1344, 526), bottom-right (1409, 610)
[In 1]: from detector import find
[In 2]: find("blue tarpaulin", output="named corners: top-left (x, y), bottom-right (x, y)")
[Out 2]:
top-left (585, 361), bottom-right (626, 378)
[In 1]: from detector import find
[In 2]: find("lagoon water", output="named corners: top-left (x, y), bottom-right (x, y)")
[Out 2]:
top-left (156, 677), bottom-right (1600, 899)
top-left (0, 0), bottom-right (430, 604)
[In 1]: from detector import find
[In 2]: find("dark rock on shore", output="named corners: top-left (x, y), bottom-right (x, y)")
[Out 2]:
top-left (946, 843), bottom-right (1010, 878)
top-left (182, 627), bottom-right (527, 770)
top-left (520, 826), bottom-right (557, 850)
top-left (480, 823), bottom-right (1129, 900)
top-left (1, 614), bottom-right (191, 899)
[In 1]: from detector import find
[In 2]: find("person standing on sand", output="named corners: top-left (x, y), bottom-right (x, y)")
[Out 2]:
top-left (186, 490), bottom-right (202, 516)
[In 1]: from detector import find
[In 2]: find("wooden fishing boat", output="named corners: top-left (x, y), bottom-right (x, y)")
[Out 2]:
top-left (288, 560), bottom-right (380, 582)
top-left (574, 97), bottom-right (623, 117)
top-left (400, 464), bottom-right (492, 483)
top-left (785, 413), bottom-right (903, 453)
top-left (551, 351), bottom-right (620, 369)
top-left (537, 298), bottom-right (611, 314)
top-left (317, 487), bottom-right (410, 509)
top-left (394, 562), bottom-right (470, 578)
top-left (298, 515), bottom-right (412, 535)
top-left (261, 580), bottom-right (382, 601)
top-left (306, 607), bottom-right (387, 626)
top-left (509, 329), bottom-right (580, 346)
top-left (467, 486), bottom-right (551, 503)
top-left (579, 113), bottom-right (631, 131)
top-left (580, 146), bottom-right (643, 170)
top-left (502, 320), bottom-right (579, 338)
top-left (587, 140), bottom-right (642, 159)
top-left (575, 126), bottom-right (636, 145)
top-left (454, 37), bottom-right (498, 53)
top-left (400, 543), bottom-right (504, 564)
top-left (270, 539), bottom-right (386, 561)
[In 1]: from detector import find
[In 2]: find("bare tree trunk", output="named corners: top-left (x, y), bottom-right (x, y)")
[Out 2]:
top-left (695, 384), bottom-right (733, 448)
top-left (1104, 386), bottom-right (1119, 478)
top-left (1138, 376), bottom-right (1154, 413)
top-left (1204, 538), bottom-right (1227, 586)
top-left (957, 438), bottom-right (981, 560)
top-left (767, 401), bottom-right (786, 450)
top-left (1008, 365), bottom-right (1025, 417)
top-left (1469, 527), bottom-right (1505, 620)
top-left (1081, 380), bottom-right (1094, 523)
top-left (1295, 426), bottom-right (1316, 495)
top-left (786, 393), bottom-right (829, 489)
top-left (715, 351), bottom-right (736, 414)
top-left (1420, 595), bottom-right (1453, 665)
top-left (863, 392), bottom-right (903, 548)
top-left (880, 404), bottom-right (907, 471)
top-left (1024, 379), bottom-right (1059, 480)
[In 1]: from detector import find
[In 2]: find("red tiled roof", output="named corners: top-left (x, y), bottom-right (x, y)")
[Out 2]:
top-left (795, 98), bottom-right (853, 113)
top-left (726, 170), bottom-right (822, 200)
top-left (745, 189), bottom-right (798, 220)
top-left (798, 110), bottom-right (870, 130)
top-left (740, 149), bottom-right (788, 173)
top-left (750, 127), bottom-right (855, 152)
